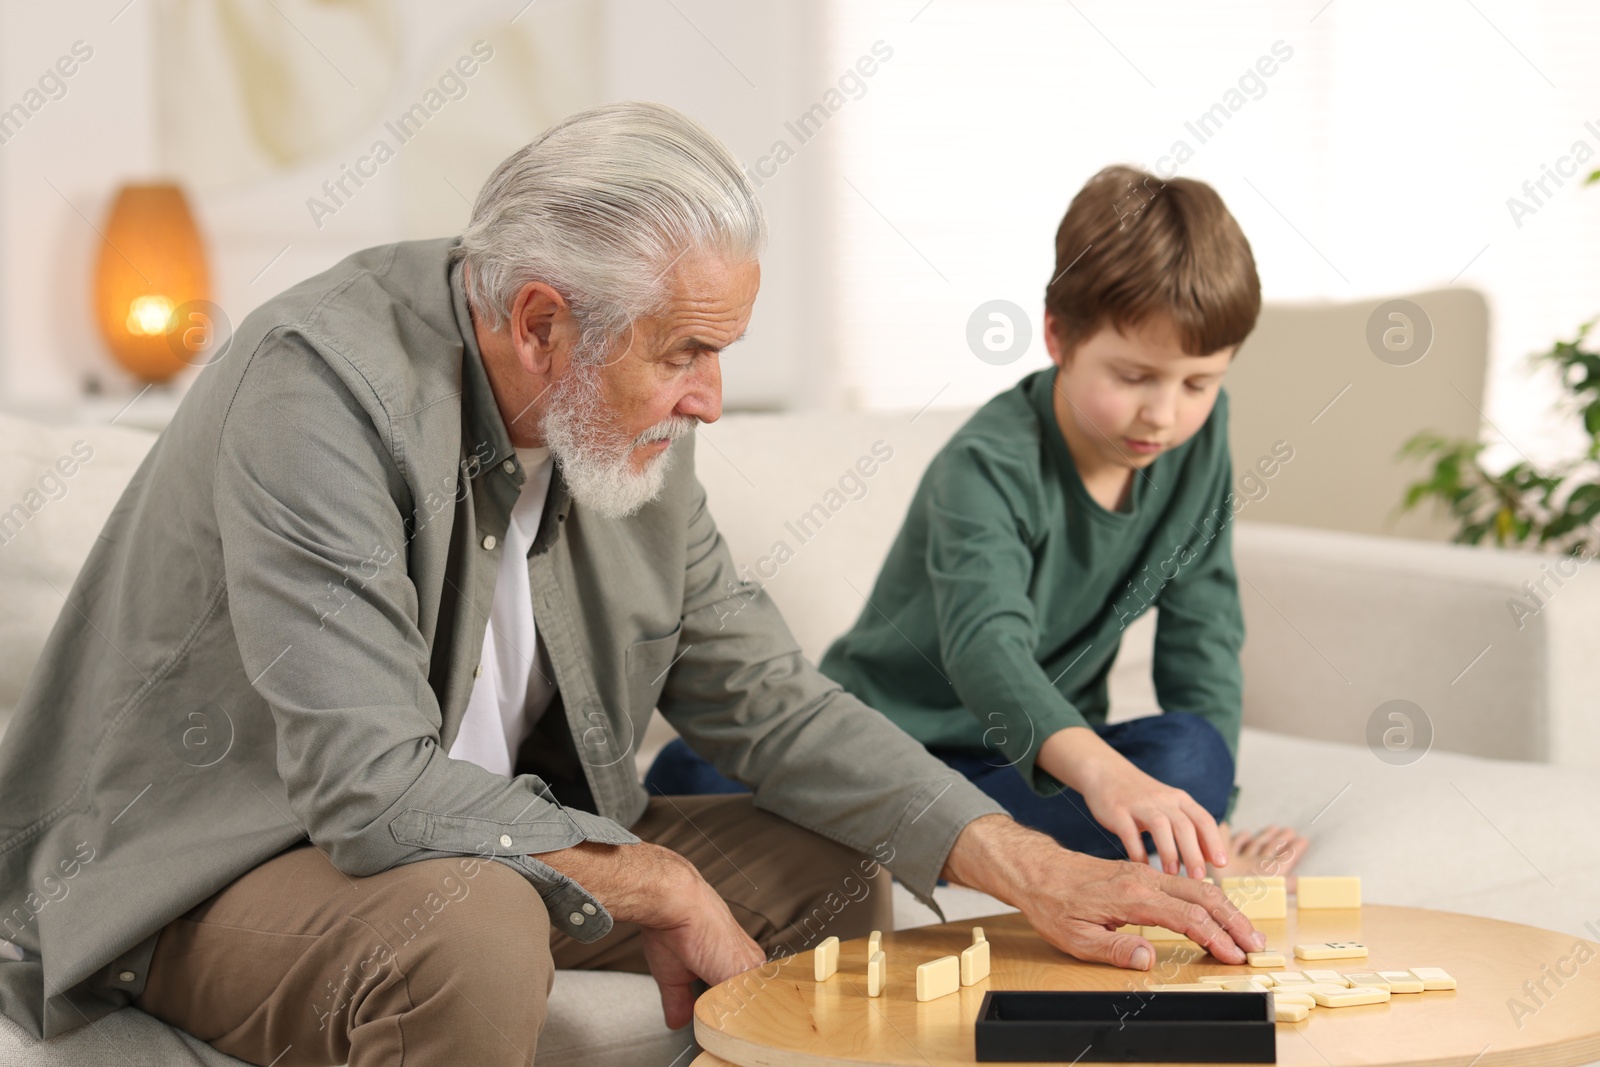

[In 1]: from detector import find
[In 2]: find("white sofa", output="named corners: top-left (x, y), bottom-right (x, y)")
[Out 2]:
top-left (3, 403), bottom-right (1598, 1066)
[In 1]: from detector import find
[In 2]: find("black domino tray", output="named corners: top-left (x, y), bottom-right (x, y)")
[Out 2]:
top-left (974, 990), bottom-right (1275, 1062)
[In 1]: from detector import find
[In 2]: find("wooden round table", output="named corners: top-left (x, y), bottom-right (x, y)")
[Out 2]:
top-left (691, 905), bottom-right (1600, 1066)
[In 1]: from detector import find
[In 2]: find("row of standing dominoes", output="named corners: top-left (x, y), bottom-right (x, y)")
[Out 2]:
top-left (811, 927), bottom-right (991, 1001)
top-left (914, 926), bottom-right (990, 1001)
top-left (809, 931), bottom-right (882, 992)
top-left (1224, 875), bottom-right (1362, 921)
top-left (1125, 876), bottom-right (1363, 939)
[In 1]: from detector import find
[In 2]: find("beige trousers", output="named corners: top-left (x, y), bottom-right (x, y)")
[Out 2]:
top-left (132, 795), bottom-right (893, 1066)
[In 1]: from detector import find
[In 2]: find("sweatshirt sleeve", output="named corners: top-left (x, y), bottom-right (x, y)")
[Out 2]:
top-left (1151, 410), bottom-right (1246, 817)
top-left (923, 440), bottom-right (1087, 796)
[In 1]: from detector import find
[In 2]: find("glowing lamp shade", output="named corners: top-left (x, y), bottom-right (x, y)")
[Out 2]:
top-left (92, 183), bottom-right (210, 383)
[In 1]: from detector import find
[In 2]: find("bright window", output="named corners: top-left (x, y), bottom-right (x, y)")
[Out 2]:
top-left (829, 0), bottom-right (1600, 465)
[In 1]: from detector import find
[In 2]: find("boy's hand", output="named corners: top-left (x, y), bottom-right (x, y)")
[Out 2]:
top-left (1037, 726), bottom-right (1227, 878)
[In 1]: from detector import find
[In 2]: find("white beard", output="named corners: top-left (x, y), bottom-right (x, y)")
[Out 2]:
top-left (539, 361), bottom-right (697, 519)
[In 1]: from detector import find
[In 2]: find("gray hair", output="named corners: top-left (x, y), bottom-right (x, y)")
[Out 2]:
top-left (453, 101), bottom-right (767, 360)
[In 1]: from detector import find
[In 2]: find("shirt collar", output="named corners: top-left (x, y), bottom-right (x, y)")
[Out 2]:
top-left (448, 244), bottom-right (573, 531)
top-left (1029, 365), bottom-right (1142, 519)
top-left (448, 250), bottom-right (516, 475)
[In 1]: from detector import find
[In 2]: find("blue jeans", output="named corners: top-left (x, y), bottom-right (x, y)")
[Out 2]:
top-left (643, 711), bottom-right (1235, 862)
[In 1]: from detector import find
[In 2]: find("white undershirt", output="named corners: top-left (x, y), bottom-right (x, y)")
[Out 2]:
top-left (448, 446), bottom-right (557, 778)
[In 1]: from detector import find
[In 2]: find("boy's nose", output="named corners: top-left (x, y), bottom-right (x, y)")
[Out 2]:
top-left (1141, 394), bottom-right (1178, 428)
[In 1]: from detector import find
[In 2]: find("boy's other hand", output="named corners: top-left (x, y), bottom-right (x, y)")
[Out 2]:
top-left (1038, 726), bottom-right (1226, 878)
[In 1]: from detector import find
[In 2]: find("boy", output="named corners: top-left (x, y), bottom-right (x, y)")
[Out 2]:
top-left (646, 165), bottom-right (1306, 880)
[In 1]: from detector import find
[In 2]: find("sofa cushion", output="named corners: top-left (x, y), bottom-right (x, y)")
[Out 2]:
top-left (1232, 522), bottom-right (1600, 768)
top-left (0, 971), bottom-right (692, 1067)
top-left (692, 408), bottom-right (974, 664)
top-left (1230, 728), bottom-right (1600, 941)
top-left (0, 1004), bottom-right (247, 1067)
top-left (0, 414), bottom-right (158, 738)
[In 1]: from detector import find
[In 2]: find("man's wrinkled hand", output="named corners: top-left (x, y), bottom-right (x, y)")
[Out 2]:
top-left (637, 869), bottom-right (767, 1029)
top-left (538, 839), bottom-right (765, 1029)
top-left (941, 814), bottom-right (1265, 970)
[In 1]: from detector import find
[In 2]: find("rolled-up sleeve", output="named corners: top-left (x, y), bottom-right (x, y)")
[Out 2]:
top-left (655, 450), bottom-right (1006, 909)
top-left (212, 331), bottom-right (635, 942)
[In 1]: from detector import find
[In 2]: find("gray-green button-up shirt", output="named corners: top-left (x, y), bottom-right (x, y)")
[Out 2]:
top-left (0, 237), bottom-right (1005, 1039)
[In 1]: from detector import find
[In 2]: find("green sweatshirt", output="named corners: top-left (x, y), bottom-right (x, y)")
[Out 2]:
top-left (820, 366), bottom-right (1246, 804)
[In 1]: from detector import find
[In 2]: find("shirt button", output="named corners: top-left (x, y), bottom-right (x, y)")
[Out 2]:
top-left (502, 459), bottom-right (516, 474)
top-left (499, 834), bottom-right (512, 848)
top-left (118, 970), bottom-right (136, 982)
top-left (481, 534), bottom-right (497, 550)
top-left (581, 903), bottom-right (597, 916)
top-left (569, 912), bottom-right (585, 927)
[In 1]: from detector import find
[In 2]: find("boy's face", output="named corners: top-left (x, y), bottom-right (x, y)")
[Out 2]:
top-left (1044, 311), bottom-right (1235, 472)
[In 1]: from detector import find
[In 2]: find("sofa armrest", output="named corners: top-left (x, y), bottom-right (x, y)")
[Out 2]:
top-left (1233, 521), bottom-right (1600, 768)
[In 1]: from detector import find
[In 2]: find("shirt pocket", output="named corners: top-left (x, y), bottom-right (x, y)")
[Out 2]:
top-left (624, 622), bottom-right (684, 717)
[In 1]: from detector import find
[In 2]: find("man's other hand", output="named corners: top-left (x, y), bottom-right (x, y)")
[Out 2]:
top-left (540, 840), bottom-right (765, 1029)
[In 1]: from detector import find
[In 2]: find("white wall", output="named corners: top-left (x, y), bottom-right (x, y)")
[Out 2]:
top-left (0, 0), bottom-right (158, 405)
top-left (829, 0), bottom-right (1600, 475)
top-left (0, 0), bottom-right (832, 414)
top-left (7, 0), bottom-right (1596, 462)
top-left (600, 0), bottom-right (838, 409)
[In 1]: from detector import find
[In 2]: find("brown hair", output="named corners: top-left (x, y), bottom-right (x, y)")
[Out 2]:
top-left (1044, 165), bottom-right (1260, 358)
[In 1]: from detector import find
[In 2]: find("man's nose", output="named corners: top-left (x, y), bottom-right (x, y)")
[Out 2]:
top-left (677, 357), bottom-right (722, 424)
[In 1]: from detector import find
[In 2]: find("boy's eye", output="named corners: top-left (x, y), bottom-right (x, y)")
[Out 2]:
top-left (1119, 373), bottom-right (1146, 384)
top-left (1184, 380), bottom-right (1209, 393)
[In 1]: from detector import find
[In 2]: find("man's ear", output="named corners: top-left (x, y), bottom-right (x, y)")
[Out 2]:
top-left (509, 281), bottom-right (571, 376)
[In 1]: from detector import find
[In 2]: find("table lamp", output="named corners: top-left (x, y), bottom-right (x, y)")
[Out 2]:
top-left (91, 182), bottom-right (211, 383)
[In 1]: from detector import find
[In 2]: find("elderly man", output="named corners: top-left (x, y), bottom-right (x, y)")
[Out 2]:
top-left (0, 102), bottom-right (1260, 1065)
